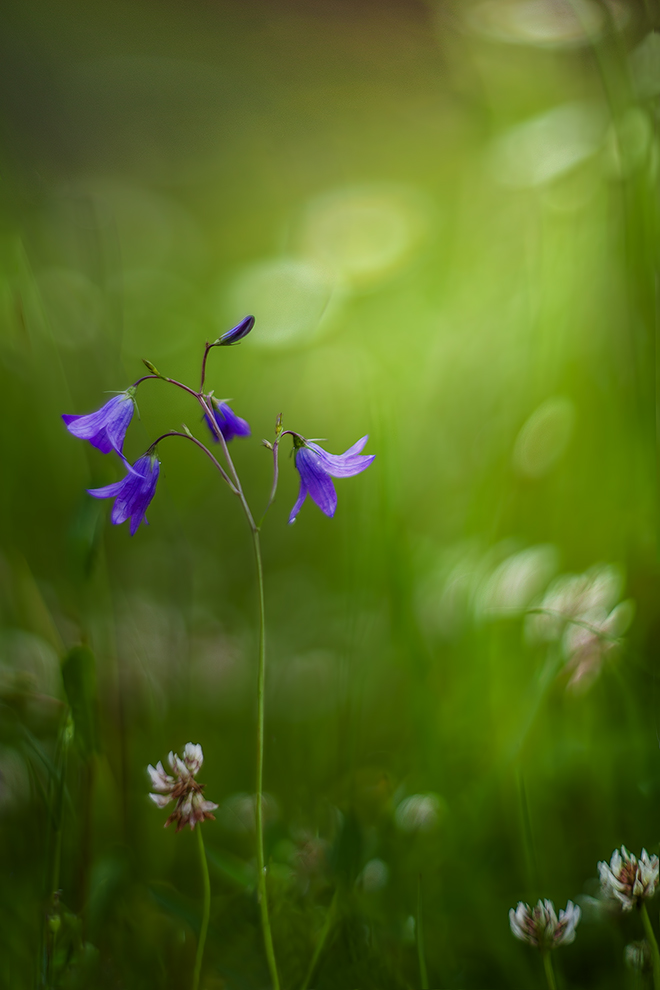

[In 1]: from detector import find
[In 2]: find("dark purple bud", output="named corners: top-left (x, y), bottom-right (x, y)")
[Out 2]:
top-left (289, 436), bottom-right (375, 523)
top-left (88, 453), bottom-right (160, 536)
top-left (205, 400), bottom-right (251, 443)
top-left (62, 390), bottom-right (135, 455)
top-left (217, 315), bottom-right (255, 346)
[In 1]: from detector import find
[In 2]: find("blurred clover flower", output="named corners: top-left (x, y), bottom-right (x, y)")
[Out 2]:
top-left (394, 793), bottom-right (444, 833)
top-left (88, 453), bottom-right (160, 536)
top-left (625, 940), bottom-right (651, 972)
top-left (563, 601), bottom-right (634, 690)
top-left (289, 435), bottom-right (375, 523)
top-left (148, 742), bottom-right (218, 832)
top-left (509, 899), bottom-right (580, 950)
top-left (205, 398), bottom-right (251, 443)
top-left (217, 314), bottom-right (255, 345)
top-left (599, 847), bottom-right (659, 911)
top-left (62, 389), bottom-right (135, 454)
top-left (525, 564), bottom-right (634, 691)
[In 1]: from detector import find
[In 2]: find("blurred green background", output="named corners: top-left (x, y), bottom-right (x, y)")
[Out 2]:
top-left (1, 0), bottom-right (659, 986)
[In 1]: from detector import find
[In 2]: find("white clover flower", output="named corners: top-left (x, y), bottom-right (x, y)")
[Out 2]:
top-left (509, 899), bottom-right (580, 950)
top-left (598, 846), bottom-right (659, 911)
top-left (624, 940), bottom-right (651, 972)
top-left (147, 742), bottom-right (218, 832)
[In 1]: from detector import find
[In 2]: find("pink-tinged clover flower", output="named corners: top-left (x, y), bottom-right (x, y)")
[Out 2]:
top-left (289, 435), bottom-right (375, 523)
top-left (88, 453), bottom-right (160, 536)
top-left (147, 742), bottom-right (218, 832)
top-left (598, 846), bottom-right (659, 911)
top-left (509, 899), bottom-right (580, 950)
top-left (217, 314), bottom-right (255, 345)
top-left (205, 398), bottom-right (251, 443)
top-left (62, 390), bottom-right (135, 454)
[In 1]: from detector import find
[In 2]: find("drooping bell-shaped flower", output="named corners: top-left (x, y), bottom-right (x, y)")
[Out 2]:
top-left (62, 390), bottom-right (135, 454)
top-left (147, 742), bottom-right (218, 832)
top-left (598, 846), bottom-right (659, 911)
top-left (217, 315), bottom-right (255, 345)
top-left (88, 453), bottom-right (160, 536)
top-left (205, 398), bottom-right (251, 443)
top-left (289, 435), bottom-right (375, 523)
top-left (509, 899), bottom-right (581, 950)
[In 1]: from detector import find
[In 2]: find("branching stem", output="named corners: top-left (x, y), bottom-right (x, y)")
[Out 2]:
top-left (138, 353), bottom-right (279, 988)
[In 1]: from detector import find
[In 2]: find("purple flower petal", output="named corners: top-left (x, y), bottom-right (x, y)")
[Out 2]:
top-left (289, 476), bottom-right (308, 524)
top-left (218, 315), bottom-right (255, 345)
top-left (62, 392), bottom-right (135, 454)
top-left (88, 453), bottom-right (159, 536)
top-left (205, 401), bottom-right (251, 443)
top-left (295, 447), bottom-right (338, 517)
top-left (308, 436), bottom-right (375, 478)
top-left (289, 434), bottom-right (374, 521)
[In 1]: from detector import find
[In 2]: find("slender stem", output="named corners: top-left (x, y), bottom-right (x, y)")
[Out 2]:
top-left (192, 827), bottom-right (211, 990)
top-left (259, 439), bottom-right (281, 526)
top-left (200, 342), bottom-right (215, 392)
top-left (300, 886), bottom-right (339, 990)
top-left (149, 430), bottom-right (238, 494)
top-left (641, 903), bottom-right (660, 990)
top-left (252, 528), bottom-right (280, 990)
top-left (542, 951), bottom-right (557, 990)
top-left (132, 367), bottom-right (255, 523)
top-left (416, 875), bottom-right (429, 990)
top-left (199, 395), bottom-right (244, 492)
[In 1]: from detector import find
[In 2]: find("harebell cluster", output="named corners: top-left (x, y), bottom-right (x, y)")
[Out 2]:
top-left (62, 315), bottom-right (375, 990)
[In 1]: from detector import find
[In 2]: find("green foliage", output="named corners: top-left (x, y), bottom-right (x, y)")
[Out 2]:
top-left (60, 646), bottom-right (99, 759)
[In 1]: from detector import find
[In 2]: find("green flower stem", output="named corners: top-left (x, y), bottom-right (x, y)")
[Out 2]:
top-left (152, 361), bottom-right (279, 988)
top-left (542, 951), bottom-right (557, 990)
top-left (252, 528), bottom-right (280, 990)
top-left (192, 826), bottom-right (211, 990)
top-left (417, 874), bottom-right (429, 990)
top-left (640, 902), bottom-right (660, 990)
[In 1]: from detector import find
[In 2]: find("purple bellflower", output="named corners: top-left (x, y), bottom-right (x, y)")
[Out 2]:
top-left (289, 435), bottom-right (375, 523)
top-left (217, 315), bottom-right (255, 345)
top-left (88, 453), bottom-right (160, 536)
top-left (62, 390), bottom-right (135, 455)
top-left (205, 398), bottom-right (251, 443)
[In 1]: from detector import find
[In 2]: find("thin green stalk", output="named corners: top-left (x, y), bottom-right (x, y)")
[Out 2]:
top-left (300, 887), bottom-right (339, 990)
top-left (252, 529), bottom-right (280, 990)
top-left (417, 874), bottom-right (429, 990)
top-left (542, 951), bottom-right (557, 990)
top-left (192, 827), bottom-right (211, 990)
top-left (640, 902), bottom-right (660, 990)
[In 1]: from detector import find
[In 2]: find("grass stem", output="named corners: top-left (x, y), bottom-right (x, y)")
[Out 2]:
top-left (192, 826), bottom-right (211, 990)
